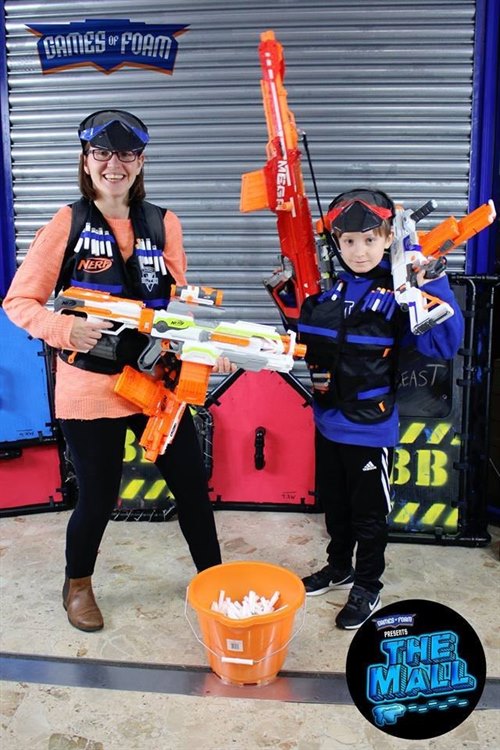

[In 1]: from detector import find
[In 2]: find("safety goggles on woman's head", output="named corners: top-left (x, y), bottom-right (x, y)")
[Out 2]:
top-left (78, 109), bottom-right (149, 152)
top-left (327, 189), bottom-right (395, 233)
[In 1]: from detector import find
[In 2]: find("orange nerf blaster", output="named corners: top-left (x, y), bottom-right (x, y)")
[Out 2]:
top-left (55, 286), bottom-right (306, 461)
top-left (240, 30), bottom-right (321, 326)
top-left (391, 199), bottom-right (496, 334)
top-left (418, 199), bottom-right (496, 260)
top-left (114, 364), bottom-right (203, 462)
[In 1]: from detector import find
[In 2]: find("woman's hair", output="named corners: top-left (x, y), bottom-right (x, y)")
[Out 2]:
top-left (78, 152), bottom-right (146, 204)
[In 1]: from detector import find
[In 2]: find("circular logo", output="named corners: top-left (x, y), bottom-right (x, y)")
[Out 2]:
top-left (345, 599), bottom-right (486, 740)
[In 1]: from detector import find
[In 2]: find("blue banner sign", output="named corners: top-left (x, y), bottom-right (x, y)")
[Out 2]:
top-left (26, 19), bottom-right (189, 75)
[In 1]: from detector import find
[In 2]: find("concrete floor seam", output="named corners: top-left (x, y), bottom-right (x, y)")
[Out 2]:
top-left (1, 652), bottom-right (499, 710)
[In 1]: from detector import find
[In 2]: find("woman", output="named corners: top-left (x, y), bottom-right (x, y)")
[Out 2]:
top-left (4, 110), bottom-right (225, 632)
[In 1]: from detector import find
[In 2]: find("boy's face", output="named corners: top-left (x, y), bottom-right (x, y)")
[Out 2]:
top-left (337, 229), bottom-right (393, 274)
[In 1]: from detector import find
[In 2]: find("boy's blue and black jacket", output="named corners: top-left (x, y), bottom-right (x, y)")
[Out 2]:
top-left (297, 259), bottom-right (464, 448)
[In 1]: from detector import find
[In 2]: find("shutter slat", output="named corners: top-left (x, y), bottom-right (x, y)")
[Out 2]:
top-left (5, 0), bottom-right (475, 333)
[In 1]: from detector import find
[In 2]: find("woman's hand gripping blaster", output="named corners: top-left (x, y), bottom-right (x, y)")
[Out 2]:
top-left (54, 285), bottom-right (306, 461)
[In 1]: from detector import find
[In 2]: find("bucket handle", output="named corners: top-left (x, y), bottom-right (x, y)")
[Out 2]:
top-left (184, 590), bottom-right (306, 666)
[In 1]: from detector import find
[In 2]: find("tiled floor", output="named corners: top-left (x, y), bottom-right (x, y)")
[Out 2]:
top-left (1, 509), bottom-right (499, 749)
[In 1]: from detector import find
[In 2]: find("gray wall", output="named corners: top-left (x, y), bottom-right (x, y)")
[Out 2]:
top-left (5, 0), bottom-right (476, 327)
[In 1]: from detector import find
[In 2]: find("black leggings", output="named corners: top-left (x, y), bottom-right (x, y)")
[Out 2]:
top-left (60, 410), bottom-right (221, 578)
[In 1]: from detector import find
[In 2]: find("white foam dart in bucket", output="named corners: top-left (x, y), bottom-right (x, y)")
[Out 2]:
top-left (186, 560), bottom-right (306, 686)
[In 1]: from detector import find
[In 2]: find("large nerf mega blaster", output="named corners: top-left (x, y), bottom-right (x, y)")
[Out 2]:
top-left (243, 32), bottom-right (497, 336)
top-left (240, 30), bottom-right (322, 326)
top-left (391, 199), bottom-right (496, 334)
top-left (54, 286), bottom-right (306, 461)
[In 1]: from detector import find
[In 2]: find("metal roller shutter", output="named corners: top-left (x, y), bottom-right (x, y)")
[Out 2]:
top-left (5, 0), bottom-right (476, 327)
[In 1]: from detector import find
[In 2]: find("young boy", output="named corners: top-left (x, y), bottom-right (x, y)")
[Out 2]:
top-left (297, 188), bottom-right (464, 629)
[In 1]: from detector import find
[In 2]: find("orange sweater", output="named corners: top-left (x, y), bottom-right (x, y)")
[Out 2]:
top-left (3, 204), bottom-right (188, 419)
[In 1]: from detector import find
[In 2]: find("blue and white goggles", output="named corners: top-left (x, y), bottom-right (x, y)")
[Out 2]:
top-left (78, 109), bottom-right (149, 152)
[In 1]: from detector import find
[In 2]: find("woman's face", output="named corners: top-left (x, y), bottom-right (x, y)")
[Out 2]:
top-left (83, 148), bottom-right (144, 203)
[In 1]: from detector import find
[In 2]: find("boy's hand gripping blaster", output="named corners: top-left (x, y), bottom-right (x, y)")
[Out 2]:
top-left (391, 199), bottom-right (496, 334)
top-left (54, 286), bottom-right (306, 461)
top-left (240, 30), bottom-right (322, 326)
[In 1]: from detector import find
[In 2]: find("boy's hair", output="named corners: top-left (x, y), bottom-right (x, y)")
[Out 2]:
top-left (328, 188), bottom-right (395, 238)
top-left (78, 152), bottom-right (146, 204)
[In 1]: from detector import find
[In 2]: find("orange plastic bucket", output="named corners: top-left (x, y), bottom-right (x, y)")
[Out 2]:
top-left (186, 560), bottom-right (305, 686)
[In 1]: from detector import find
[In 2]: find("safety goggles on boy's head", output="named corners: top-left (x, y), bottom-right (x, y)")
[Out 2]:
top-left (327, 189), bottom-right (395, 233)
top-left (78, 109), bottom-right (150, 153)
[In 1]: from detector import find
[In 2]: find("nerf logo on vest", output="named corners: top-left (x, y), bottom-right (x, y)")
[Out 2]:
top-left (26, 19), bottom-right (189, 75)
top-left (77, 259), bottom-right (113, 273)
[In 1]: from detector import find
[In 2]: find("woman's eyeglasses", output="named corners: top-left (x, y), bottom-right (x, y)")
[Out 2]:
top-left (89, 148), bottom-right (141, 163)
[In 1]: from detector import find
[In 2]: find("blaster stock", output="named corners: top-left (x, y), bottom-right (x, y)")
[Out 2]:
top-left (55, 286), bottom-right (306, 460)
top-left (240, 30), bottom-right (322, 326)
top-left (392, 199), bottom-right (496, 334)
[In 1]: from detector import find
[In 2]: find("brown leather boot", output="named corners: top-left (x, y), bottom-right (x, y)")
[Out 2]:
top-left (62, 576), bottom-right (104, 632)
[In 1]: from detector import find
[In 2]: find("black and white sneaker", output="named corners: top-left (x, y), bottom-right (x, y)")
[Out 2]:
top-left (335, 585), bottom-right (381, 630)
top-left (302, 565), bottom-right (354, 596)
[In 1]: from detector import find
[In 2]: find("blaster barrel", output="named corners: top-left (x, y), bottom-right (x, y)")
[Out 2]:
top-left (240, 29), bottom-right (321, 326)
top-left (419, 200), bottom-right (496, 258)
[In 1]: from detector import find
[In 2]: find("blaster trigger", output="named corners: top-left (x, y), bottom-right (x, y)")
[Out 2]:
top-left (137, 338), bottom-right (164, 374)
top-left (424, 256), bottom-right (447, 279)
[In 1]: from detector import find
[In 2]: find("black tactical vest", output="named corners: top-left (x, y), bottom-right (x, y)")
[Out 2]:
top-left (298, 276), bottom-right (401, 423)
top-left (57, 198), bottom-right (175, 374)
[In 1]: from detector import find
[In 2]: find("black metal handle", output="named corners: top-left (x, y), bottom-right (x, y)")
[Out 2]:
top-left (254, 426), bottom-right (266, 470)
top-left (410, 199), bottom-right (437, 224)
